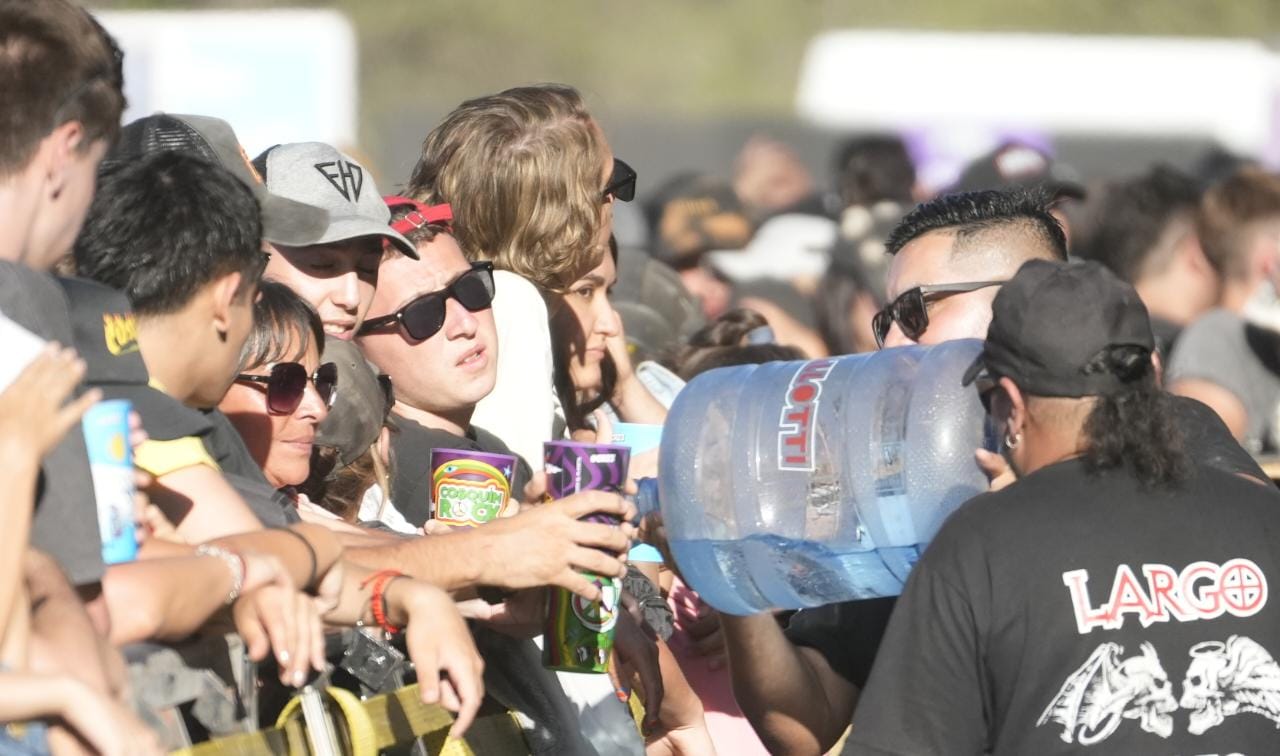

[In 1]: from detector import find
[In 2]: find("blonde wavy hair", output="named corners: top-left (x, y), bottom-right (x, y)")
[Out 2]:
top-left (407, 84), bottom-right (609, 292)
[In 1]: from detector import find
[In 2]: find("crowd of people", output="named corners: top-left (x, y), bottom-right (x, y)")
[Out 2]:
top-left (3, 1), bottom-right (1280, 755)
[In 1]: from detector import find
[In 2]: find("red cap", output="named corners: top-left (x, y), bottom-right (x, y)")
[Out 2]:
top-left (383, 195), bottom-right (452, 237)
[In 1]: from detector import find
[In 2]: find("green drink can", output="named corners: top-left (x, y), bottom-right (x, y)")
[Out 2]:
top-left (542, 440), bottom-right (630, 673)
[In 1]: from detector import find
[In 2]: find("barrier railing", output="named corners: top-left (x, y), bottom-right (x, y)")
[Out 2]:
top-left (170, 682), bottom-right (530, 756)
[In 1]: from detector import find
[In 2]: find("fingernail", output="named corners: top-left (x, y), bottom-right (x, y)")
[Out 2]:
top-left (278, 650), bottom-right (290, 664)
top-left (615, 690), bottom-right (629, 702)
top-left (293, 670), bottom-right (306, 687)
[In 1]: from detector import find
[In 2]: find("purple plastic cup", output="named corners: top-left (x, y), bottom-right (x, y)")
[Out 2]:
top-left (543, 440), bottom-right (631, 528)
top-left (542, 440), bottom-right (631, 673)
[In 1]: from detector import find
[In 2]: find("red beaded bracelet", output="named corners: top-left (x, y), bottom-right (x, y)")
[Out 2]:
top-left (359, 569), bottom-right (405, 635)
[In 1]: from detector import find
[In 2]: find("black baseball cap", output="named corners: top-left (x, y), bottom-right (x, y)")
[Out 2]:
top-left (57, 277), bottom-right (211, 442)
top-left (961, 259), bottom-right (1154, 397)
top-left (101, 113), bottom-right (331, 248)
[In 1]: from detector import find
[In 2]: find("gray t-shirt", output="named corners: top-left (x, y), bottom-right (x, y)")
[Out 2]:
top-left (0, 262), bottom-right (105, 585)
top-left (1167, 308), bottom-right (1280, 454)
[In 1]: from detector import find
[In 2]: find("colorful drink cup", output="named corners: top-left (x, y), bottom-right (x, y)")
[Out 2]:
top-left (542, 440), bottom-right (631, 673)
top-left (430, 448), bottom-right (518, 527)
top-left (82, 399), bottom-right (137, 564)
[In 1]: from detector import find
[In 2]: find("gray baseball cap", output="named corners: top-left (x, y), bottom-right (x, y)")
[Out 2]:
top-left (253, 142), bottom-right (418, 259)
top-left (102, 113), bottom-right (331, 248)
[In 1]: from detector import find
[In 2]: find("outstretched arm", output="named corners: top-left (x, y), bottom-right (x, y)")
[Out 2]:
top-left (723, 613), bottom-right (858, 755)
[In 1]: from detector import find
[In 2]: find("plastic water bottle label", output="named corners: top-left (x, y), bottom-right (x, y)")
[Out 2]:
top-left (777, 357), bottom-right (838, 471)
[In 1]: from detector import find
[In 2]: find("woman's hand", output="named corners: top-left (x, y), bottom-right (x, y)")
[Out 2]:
top-left (605, 323), bottom-right (669, 425)
top-left (393, 581), bottom-right (486, 739)
top-left (0, 344), bottom-right (99, 462)
top-left (232, 585), bottom-right (326, 687)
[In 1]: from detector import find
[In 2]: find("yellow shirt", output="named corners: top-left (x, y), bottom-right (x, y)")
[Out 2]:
top-left (133, 377), bottom-right (220, 476)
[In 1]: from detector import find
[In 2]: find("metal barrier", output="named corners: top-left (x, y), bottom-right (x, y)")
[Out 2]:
top-left (169, 682), bottom-right (529, 756)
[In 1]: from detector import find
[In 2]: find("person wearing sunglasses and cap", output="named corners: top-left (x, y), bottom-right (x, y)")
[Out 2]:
top-left (849, 259), bottom-right (1280, 755)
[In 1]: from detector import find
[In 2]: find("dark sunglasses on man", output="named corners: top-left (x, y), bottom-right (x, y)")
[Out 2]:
top-left (603, 158), bottom-right (637, 203)
top-left (235, 362), bottom-right (338, 415)
top-left (872, 281), bottom-right (1005, 348)
top-left (356, 261), bottom-right (496, 342)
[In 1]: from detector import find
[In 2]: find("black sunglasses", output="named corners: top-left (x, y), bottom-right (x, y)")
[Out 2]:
top-left (872, 281), bottom-right (1004, 348)
top-left (235, 362), bottom-right (338, 415)
top-left (603, 158), bottom-right (637, 203)
top-left (357, 261), bottom-right (496, 341)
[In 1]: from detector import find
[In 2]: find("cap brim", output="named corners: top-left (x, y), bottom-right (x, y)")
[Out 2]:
top-left (317, 216), bottom-right (419, 260)
top-left (258, 192), bottom-right (332, 247)
top-left (98, 383), bottom-right (211, 442)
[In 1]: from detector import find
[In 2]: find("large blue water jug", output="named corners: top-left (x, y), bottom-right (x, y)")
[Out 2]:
top-left (641, 339), bottom-right (993, 615)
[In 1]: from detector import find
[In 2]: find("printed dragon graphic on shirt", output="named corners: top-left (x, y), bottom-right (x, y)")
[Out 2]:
top-left (1038, 636), bottom-right (1280, 744)
top-left (1036, 556), bottom-right (1280, 744)
top-left (1037, 642), bottom-right (1178, 745)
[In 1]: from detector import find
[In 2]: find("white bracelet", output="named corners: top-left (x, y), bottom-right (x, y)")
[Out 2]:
top-left (196, 544), bottom-right (245, 604)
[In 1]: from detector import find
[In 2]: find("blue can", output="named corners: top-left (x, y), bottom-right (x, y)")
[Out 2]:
top-left (81, 399), bottom-right (137, 564)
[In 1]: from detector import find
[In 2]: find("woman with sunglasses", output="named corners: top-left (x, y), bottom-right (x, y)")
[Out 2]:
top-left (406, 84), bottom-right (634, 468)
top-left (218, 282), bottom-right (338, 504)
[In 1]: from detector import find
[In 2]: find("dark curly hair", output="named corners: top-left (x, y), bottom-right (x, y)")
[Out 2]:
top-left (1080, 345), bottom-right (1191, 488)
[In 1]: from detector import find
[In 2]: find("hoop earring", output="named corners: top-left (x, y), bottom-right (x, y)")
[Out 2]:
top-left (1005, 432), bottom-right (1022, 450)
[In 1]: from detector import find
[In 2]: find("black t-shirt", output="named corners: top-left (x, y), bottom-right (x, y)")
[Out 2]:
top-left (0, 263), bottom-right (104, 585)
top-left (389, 413), bottom-right (532, 527)
top-left (201, 409), bottom-right (300, 527)
top-left (1172, 394), bottom-right (1269, 482)
top-left (847, 459), bottom-right (1280, 756)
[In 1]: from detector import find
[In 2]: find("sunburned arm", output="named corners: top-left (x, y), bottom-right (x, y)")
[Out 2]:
top-left (149, 464), bottom-right (264, 541)
top-left (0, 672), bottom-right (164, 756)
top-left (347, 491), bottom-right (636, 599)
top-left (140, 523), bottom-right (345, 596)
top-left (722, 613), bottom-right (858, 756)
top-left (101, 556), bottom-right (241, 645)
top-left (24, 550), bottom-right (118, 700)
top-left (0, 450), bottom-right (40, 641)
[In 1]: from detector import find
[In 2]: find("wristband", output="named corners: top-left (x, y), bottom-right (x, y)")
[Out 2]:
top-left (359, 569), bottom-right (405, 635)
top-left (196, 544), bottom-right (245, 605)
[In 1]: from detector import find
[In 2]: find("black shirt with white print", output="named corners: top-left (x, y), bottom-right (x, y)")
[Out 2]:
top-left (847, 458), bottom-right (1280, 756)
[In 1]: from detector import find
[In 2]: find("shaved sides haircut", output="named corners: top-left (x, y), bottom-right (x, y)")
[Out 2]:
top-left (885, 188), bottom-right (1068, 263)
